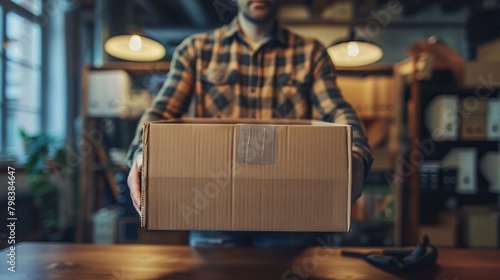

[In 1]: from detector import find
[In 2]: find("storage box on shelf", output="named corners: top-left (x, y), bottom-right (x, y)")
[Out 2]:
top-left (461, 206), bottom-right (500, 248)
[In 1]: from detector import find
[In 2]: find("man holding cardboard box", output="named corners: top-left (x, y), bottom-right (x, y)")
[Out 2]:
top-left (127, 0), bottom-right (372, 248)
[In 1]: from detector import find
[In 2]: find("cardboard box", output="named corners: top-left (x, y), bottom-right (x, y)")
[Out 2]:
top-left (141, 118), bottom-right (352, 231)
top-left (462, 206), bottom-right (500, 248)
top-left (461, 99), bottom-right (487, 116)
top-left (477, 39), bottom-right (500, 61)
top-left (461, 115), bottom-right (487, 140)
top-left (336, 76), bottom-right (399, 119)
top-left (463, 62), bottom-right (500, 88)
top-left (419, 211), bottom-right (457, 247)
top-left (460, 99), bottom-right (487, 140)
top-left (336, 76), bottom-right (376, 118)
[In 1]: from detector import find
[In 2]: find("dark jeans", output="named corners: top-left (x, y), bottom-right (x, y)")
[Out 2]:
top-left (189, 231), bottom-right (317, 248)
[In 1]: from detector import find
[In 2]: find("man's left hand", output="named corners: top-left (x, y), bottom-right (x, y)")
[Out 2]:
top-left (352, 153), bottom-right (365, 204)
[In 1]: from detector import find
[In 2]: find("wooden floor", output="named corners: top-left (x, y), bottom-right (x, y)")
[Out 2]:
top-left (1, 242), bottom-right (499, 279)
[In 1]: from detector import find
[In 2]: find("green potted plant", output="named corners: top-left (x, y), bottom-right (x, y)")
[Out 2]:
top-left (20, 130), bottom-right (70, 240)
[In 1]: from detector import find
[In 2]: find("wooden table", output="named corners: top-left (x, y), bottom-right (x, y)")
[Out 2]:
top-left (1, 243), bottom-right (499, 279)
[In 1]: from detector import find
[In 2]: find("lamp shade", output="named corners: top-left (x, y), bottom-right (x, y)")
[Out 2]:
top-left (104, 35), bottom-right (166, 62)
top-left (327, 31), bottom-right (383, 67)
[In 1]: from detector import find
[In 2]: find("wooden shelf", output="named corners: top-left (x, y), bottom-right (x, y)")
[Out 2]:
top-left (92, 163), bottom-right (127, 172)
top-left (419, 86), bottom-right (500, 97)
top-left (281, 19), bottom-right (465, 29)
top-left (434, 140), bottom-right (500, 143)
top-left (353, 220), bottom-right (395, 226)
top-left (92, 61), bottom-right (170, 75)
top-left (336, 63), bottom-right (394, 76)
top-left (281, 18), bottom-right (368, 27)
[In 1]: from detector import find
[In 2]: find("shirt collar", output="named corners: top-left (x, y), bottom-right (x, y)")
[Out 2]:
top-left (224, 17), bottom-right (289, 47)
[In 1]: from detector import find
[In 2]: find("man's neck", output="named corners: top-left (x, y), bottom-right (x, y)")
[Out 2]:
top-left (237, 13), bottom-right (275, 43)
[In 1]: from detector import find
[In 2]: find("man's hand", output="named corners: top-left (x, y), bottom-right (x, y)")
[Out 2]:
top-left (127, 154), bottom-right (143, 214)
top-left (352, 153), bottom-right (365, 204)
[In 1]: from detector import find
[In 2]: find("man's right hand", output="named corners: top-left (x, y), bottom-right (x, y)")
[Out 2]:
top-left (127, 154), bottom-right (143, 215)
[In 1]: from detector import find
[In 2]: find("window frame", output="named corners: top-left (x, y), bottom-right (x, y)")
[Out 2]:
top-left (0, 0), bottom-right (44, 158)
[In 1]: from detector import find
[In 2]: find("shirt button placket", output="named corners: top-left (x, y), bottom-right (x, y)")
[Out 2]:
top-left (252, 53), bottom-right (260, 118)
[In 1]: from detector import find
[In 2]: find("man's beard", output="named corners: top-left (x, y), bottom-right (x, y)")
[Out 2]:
top-left (242, 7), bottom-right (277, 24)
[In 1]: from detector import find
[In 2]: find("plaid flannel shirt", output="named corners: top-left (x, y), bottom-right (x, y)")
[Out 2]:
top-left (127, 18), bottom-right (373, 176)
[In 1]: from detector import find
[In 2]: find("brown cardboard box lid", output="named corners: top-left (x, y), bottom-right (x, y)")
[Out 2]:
top-left (477, 39), bottom-right (500, 61)
top-left (141, 118), bottom-right (352, 232)
top-left (464, 61), bottom-right (500, 88)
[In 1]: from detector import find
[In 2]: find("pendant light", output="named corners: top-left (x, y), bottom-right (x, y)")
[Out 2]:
top-left (101, 0), bottom-right (166, 63)
top-left (104, 34), bottom-right (166, 62)
top-left (327, 29), bottom-right (383, 67)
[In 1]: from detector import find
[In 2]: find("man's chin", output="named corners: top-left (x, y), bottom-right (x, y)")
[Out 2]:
top-left (243, 11), bottom-right (276, 24)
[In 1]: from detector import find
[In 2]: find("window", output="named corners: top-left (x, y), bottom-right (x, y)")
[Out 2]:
top-left (11, 0), bottom-right (41, 15)
top-left (0, 0), bottom-right (42, 160)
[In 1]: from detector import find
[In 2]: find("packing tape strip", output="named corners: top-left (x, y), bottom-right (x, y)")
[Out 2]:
top-left (236, 124), bottom-right (277, 165)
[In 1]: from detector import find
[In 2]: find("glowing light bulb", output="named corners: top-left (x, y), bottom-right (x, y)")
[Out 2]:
top-left (347, 42), bottom-right (360, 57)
top-left (129, 35), bottom-right (142, 51)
